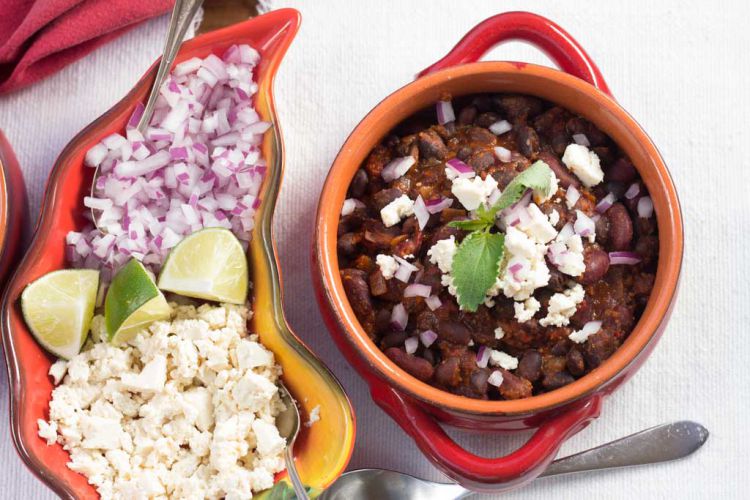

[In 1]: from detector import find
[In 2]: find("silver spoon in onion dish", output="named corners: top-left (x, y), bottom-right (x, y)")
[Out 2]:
top-left (320, 421), bottom-right (709, 499)
top-left (276, 383), bottom-right (310, 500)
top-left (89, 0), bottom-right (203, 231)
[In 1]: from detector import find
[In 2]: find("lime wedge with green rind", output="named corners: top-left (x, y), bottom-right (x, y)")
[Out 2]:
top-left (157, 228), bottom-right (248, 304)
top-left (20, 269), bottom-right (99, 359)
top-left (105, 258), bottom-right (171, 345)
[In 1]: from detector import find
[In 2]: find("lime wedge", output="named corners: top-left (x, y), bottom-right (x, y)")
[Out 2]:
top-left (21, 269), bottom-right (99, 360)
top-left (105, 258), bottom-right (171, 345)
top-left (157, 228), bottom-right (248, 304)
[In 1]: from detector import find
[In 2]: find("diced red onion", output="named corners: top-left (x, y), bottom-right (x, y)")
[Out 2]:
top-left (574, 210), bottom-right (595, 238)
top-left (595, 192), bottom-right (616, 214)
top-left (393, 255), bottom-right (418, 283)
top-left (566, 185), bottom-right (580, 208)
top-left (425, 295), bottom-right (442, 311)
top-left (572, 133), bottom-right (590, 147)
top-left (609, 251), bottom-right (641, 265)
top-left (487, 370), bottom-right (504, 387)
top-left (84, 143), bottom-right (109, 167)
top-left (413, 195), bottom-right (430, 230)
top-left (381, 156), bottom-right (416, 182)
top-left (436, 100), bottom-right (455, 125)
top-left (425, 197), bottom-right (453, 214)
top-left (625, 182), bottom-right (640, 200)
top-left (445, 158), bottom-right (475, 178)
top-left (341, 198), bottom-right (364, 216)
top-left (476, 346), bottom-right (490, 368)
top-left (84, 197), bottom-right (113, 211)
top-left (489, 120), bottom-right (512, 135)
top-left (127, 103), bottom-right (145, 130)
top-left (390, 303), bottom-right (408, 331)
top-left (419, 329), bottom-right (438, 348)
top-left (404, 283), bottom-right (432, 298)
top-left (637, 196), bottom-right (653, 218)
top-left (404, 337), bottom-right (419, 355)
top-left (494, 146), bottom-right (512, 162)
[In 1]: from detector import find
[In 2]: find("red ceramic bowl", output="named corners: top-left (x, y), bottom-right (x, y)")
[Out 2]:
top-left (313, 12), bottom-right (683, 492)
top-left (1, 10), bottom-right (356, 499)
top-left (0, 130), bottom-right (29, 287)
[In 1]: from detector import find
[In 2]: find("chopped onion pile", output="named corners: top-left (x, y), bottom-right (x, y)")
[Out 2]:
top-left (69, 45), bottom-right (269, 278)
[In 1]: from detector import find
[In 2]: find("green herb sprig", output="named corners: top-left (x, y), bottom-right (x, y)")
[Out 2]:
top-left (447, 161), bottom-right (554, 311)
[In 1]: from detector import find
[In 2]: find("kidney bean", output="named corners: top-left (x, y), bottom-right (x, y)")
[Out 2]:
top-left (363, 145), bottom-right (392, 179)
top-left (338, 232), bottom-right (362, 256)
top-left (393, 217), bottom-right (424, 257)
top-left (546, 264), bottom-right (568, 292)
top-left (422, 348), bottom-right (438, 366)
top-left (498, 369), bottom-right (533, 400)
top-left (492, 94), bottom-right (544, 121)
top-left (417, 129), bottom-right (448, 160)
top-left (605, 158), bottom-right (637, 183)
top-left (537, 152), bottom-right (580, 189)
top-left (583, 330), bottom-right (617, 368)
top-left (437, 320), bottom-right (471, 345)
top-left (368, 270), bottom-right (388, 297)
top-left (581, 247), bottom-right (610, 284)
top-left (476, 112), bottom-right (501, 128)
top-left (605, 203), bottom-right (634, 250)
top-left (515, 125), bottom-right (540, 157)
top-left (470, 368), bottom-right (491, 395)
top-left (349, 168), bottom-right (369, 198)
top-left (516, 350), bottom-right (542, 382)
top-left (595, 215), bottom-right (610, 246)
top-left (542, 370), bottom-right (575, 390)
top-left (434, 357), bottom-right (461, 387)
top-left (385, 347), bottom-right (434, 382)
top-left (416, 310), bottom-right (439, 332)
top-left (566, 348), bottom-right (586, 376)
top-left (374, 308), bottom-right (392, 335)
top-left (635, 215), bottom-right (657, 237)
top-left (381, 331), bottom-right (407, 349)
top-left (458, 106), bottom-right (478, 125)
top-left (341, 269), bottom-right (376, 337)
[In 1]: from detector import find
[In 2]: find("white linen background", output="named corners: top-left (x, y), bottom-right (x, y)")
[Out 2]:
top-left (0, 0), bottom-right (747, 498)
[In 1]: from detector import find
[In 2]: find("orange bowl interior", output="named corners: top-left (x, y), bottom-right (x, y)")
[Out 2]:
top-left (1, 10), bottom-right (354, 499)
top-left (316, 62), bottom-right (683, 416)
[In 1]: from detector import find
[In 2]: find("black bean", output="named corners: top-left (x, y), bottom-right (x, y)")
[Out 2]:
top-left (516, 350), bottom-right (542, 382)
top-left (566, 348), bottom-right (586, 376)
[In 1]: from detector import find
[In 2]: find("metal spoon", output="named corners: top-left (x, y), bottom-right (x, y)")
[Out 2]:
top-left (275, 384), bottom-right (310, 500)
top-left (320, 421), bottom-right (708, 499)
top-left (89, 0), bottom-right (203, 228)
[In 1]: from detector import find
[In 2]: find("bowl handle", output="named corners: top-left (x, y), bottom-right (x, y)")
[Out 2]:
top-left (371, 384), bottom-right (602, 491)
top-left (417, 11), bottom-right (612, 97)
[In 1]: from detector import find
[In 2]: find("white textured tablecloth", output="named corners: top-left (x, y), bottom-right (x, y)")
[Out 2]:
top-left (1, 1), bottom-right (748, 498)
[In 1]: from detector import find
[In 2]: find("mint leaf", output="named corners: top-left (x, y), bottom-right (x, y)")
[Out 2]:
top-left (451, 231), bottom-right (505, 312)
top-left (492, 160), bottom-right (553, 213)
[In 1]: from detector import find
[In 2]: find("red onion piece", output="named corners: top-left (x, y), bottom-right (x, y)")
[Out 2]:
top-left (487, 370), bottom-right (504, 387)
top-left (608, 251), bottom-right (641, 265)
top-left (624, 182), bottom-right (640, 200)
top-left (424, 197), bottom-right (453, 214)
top-left (494, 146), bottom-right (512, 162)
top-left (637, 196), bottom-right (654, 218)
top-left (404, 336), bottom-right (419, 355)
top-left (390, 303), bottom-right (408, 331)
top-left (413, 195), bottom-right (430, 230)
top-left (574, 210), bottom-right (596, 238)
top-left (127, 103), bottom-right (145, 130)
top-left (595, 192), bottom-right (616, 214)
top-left (566, 185), bottom-right (580, 208)
top-left (436, 100), bottom-right (455, 125)
top-left (425, 295), bottom-right (442, 311)
top-left (489, 120), bottom-right (512, 135)
top-left (404, 283), bottom-right (432, 298)
top-left (382, 156), bottom-right (416, 182)
top-left (476, 346), bottom-right (490, 368)
top-left (419, 329), bottom-right (438, 348)
top-left (572, 133), bottom-right (590, 147)
top-left (445, 158), bottom-right (475, 178)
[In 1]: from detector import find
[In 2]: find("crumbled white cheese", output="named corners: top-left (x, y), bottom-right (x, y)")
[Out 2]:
top-left (305, 405), bottom-right (321, 428)
top-left (450, 175), bottom-right (498, 211)
top-left (569, 321), bottom-right (602, 344)
top-left (498, 227), bottom-right (550, 301)
top-left (562, 144), bottom-right (604, 187)
top-left (514, 297), bottom-right (541, 323)
top-left (39, 303), bottom-right (286, 499)
top-left (539, 283), bottom-right (585, 327)
top-left (548, 232), bottom-right (586, 277)
top-left (376, 254), bottom-right (399, 279)
top-left (49, 359), bottom-right (68, 385)
top-left (548, 209), bottom-right (560, 227)
top-left (519, 203), bottom-right (557, 244)
top-left (427, 236), bottom-right (457, 274)
top-left (380, 194), bottom-right (414, 227)
top-left (494, 326), bottom-right (505, 339)
top-left (489, 350), bottom-right (519, 370)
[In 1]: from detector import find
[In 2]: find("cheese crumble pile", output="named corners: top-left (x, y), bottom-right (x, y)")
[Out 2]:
top-left (37, 303), bottom-right (286, 499)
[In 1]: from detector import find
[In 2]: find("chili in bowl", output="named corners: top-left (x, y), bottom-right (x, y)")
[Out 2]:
top-left (313, 11), bottom-right (683, 492)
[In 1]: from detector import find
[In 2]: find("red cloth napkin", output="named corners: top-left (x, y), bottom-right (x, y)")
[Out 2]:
top-left (0, 0), bottom-right (174, 95)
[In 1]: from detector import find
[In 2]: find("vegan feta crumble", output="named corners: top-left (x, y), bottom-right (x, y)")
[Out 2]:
top-left (380, 194), bottom-right (414, 227)
top-left (561, 144), bottom-right (604, 188)
top-left (539, 283), bottom-right (586, 327)
top-left (375, 254), bottom-right (399, 279)
top-left (38, 303), bottom-right (287, 500)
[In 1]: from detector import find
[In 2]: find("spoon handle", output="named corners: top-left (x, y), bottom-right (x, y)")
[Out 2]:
top-left (136, 0), bottom-right (204, 133)
top-left (539, 420), bottom-right (709, 477)
top-left (285, 445), bottom-right (310, 500)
